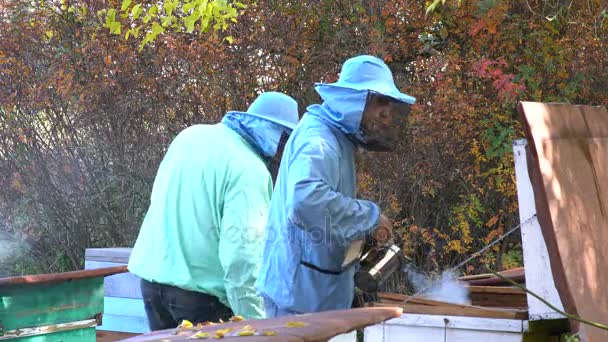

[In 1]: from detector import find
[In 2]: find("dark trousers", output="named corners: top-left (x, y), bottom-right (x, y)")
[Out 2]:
top-left (140, 279), bottom-right (234, 331)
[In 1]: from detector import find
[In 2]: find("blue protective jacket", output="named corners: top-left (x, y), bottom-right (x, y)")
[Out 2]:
top-left (255, 86), bottom-right (381, 313)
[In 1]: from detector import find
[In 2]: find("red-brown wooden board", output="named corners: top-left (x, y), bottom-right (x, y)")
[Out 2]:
top-left (119, 307), bottom-right (403, 342)
top-left (519, 101), bottom-right (608, 341)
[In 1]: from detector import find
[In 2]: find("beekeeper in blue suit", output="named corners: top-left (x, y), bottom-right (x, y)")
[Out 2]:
top-left (128, 92), bottom-right (299, 330)
top-left (256, 55), bottom-right (416, 316)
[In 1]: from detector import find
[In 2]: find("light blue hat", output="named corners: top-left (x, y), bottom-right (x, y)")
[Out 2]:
top-left (244, 91), bottom-right (299, 130)
top-left (315, 55), bottom-right (416, 105)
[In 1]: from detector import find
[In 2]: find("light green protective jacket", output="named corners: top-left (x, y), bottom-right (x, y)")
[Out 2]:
top-left (128, 123), bottom-right (271, 319)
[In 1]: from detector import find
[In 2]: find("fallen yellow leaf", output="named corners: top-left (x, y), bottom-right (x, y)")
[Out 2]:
top-left (236, 330), bottom-right (255, 336)
top-left (285, 321), bottom-right (307, 328)
top-left (262, 330), bottom-right (278, 336)
top-left (214, 328), bottom-right (233, 339)
top-left (197, 322), bottom-right (216, 328)
top-left (229, 315), bottom-right (245, 322)
top-left (188, 331), bottom-right (210, 339)
top-left (179, 320), bottom-right (194, 329)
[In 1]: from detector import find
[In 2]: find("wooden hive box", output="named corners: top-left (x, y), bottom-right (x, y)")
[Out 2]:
top-left (85, 248), bottom-right (150, 334)
top-left (0, 267), bottom-right (125, 341)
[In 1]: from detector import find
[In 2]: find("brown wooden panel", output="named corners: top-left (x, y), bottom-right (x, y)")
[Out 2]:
top-left (519, 101), bottom-right (608, 342)
top-left (119, 307), bottom-right (402, 342)
top-left (370, 302), bottom-right (528, 320)
top-left (97, 331), bottom-right (138, 342)
top-left (0, 266), bottom-right (128, 286)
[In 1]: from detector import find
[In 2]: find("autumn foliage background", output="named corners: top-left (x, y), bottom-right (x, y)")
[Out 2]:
top-left (0, 0), bottom-right (606, 279)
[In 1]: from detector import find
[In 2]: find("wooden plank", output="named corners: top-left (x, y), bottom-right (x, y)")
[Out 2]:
top-left (85, 248), bottom-right (133, 264)
top-left (98, 314), bottom-right (150, 334)
top-left (513, 139), bottom-right (565, 321)
top-left (119, 307), bottom-right (403, 342)
top-left (459, 268), bottom-right (525, 283)
top-left (377, 293), bottom-right (468, 308)
top-left (370, 302), bottom-right (528, 320)
top-left (0, 319), bottom-right (96, 340)
top-left (470, 293), bottom-right (527, 309)
top-left (519, 101), bottom-right (608, 341)
top-left (85, 261), bottom-right (142, 299)
top-left (1, 327), bottom-right (97, 342)
top-left (0, 277), bottom-right (104, 330)
top-left (0, 266), bottom-right (127, 286)
top-left (467, 286), bottom-right (525, 295)
top-left (97, 331), bottom-right (139, 342)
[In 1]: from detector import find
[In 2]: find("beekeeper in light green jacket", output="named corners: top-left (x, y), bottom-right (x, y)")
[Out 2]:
top-left (128, 92), bottom-right (299, 330)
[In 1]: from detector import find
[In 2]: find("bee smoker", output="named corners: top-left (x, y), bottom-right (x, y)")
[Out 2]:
top-left (354, 244), bottom-right (407, 293)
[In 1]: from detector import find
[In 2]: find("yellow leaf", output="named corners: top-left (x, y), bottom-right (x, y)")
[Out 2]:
top-left (262, 330), bottom-right (278, 336)
top-left (285, 321), bottom-right (307, 328)
top-left (179, 320), bottom-right (194, 329)
top-left (229, 315), bottom-right (244, 322)
top-left (196, 321), bottom-right (216, 328)
top-left (188, 332), bottom-right (210, 339)
top-left (236, 330), bottom-right (255, 336)
top-left (213, 328), bottom-right (232, 338)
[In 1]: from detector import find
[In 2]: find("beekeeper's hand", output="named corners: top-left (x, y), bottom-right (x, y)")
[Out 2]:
top-left (373, 214), bottom-right (393, 245)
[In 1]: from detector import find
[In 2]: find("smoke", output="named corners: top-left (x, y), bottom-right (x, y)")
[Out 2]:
top-left (0, 230), bottom-right (28, 276)
top-left (404, 264), bottom-right (471, 305)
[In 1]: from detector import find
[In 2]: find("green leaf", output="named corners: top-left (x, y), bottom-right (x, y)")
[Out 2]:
top-left (121, 0), bottom-right (131, 12)
top-left (234, 2), bottom-right (246, 9)
top-left (104, 9), bottom-right (117, 28)
top-left (110, 21), bottom-right (122, 35)
top-left (149, 4), bottom-right (159, 16)
top-left (151, 21), bottom-right (165, 36)
top-left (143, 14), bottom-right (151, 23)
top-left (198, 0), bottom-right (209, 15)
top-left (184, 16), bottom-right (197, 32)
top-left (183, 1), bottom-right (198, 13)
top-left (131, 4), bottom-right (143, 19)
top-left (163, 0), bottom-right (177, 16)
top-left (225, 35), bottom-right (233, 43)
top-left (161, 15), bottom-right (175, 28)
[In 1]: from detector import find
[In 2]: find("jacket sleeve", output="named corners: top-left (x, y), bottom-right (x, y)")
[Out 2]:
top-left (218, 169), bottom-right (271, 319)
top-left (287, 136), bottom-right (380, 242)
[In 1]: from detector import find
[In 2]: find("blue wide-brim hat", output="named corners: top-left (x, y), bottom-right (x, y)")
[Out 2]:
top-left (245, 91), bottom-right (299, 130)
top-left (315, 55), bottom-right (416, 105)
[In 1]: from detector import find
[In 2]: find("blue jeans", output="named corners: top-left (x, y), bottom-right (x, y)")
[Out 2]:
top-left (263, 297), bottom-right (301, 318)
top-left (140, 279), bottom-right (233, 331)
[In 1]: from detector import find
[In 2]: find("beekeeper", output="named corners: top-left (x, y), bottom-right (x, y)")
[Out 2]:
top-left (128, 92), bottom-right (299, 330)
top-left (256, 55), bottom-right (416, 317)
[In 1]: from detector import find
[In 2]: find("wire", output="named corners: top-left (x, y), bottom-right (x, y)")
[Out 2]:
top-left (401, 214), bottom-right (537, 305)
top-left (487, 267), bottom-right (608, 332)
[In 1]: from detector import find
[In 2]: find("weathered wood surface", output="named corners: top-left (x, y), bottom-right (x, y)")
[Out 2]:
top-left (85, 247), bottom-right (133, 264)
top-left (458, 267), bottom-right (525, 286)
top-left (377, 292), bottom-right (469, 308)
top-left (119, 307), bottom-right (403, 342)
top-left (97, 330), bottom-right (139, 342)
top-left (513, 139), bottom-right (566, 321)
top-left (519, 101), bottom-right (608, 341)
top-left (370, 302), bottom-right (528, 320)
top-left (0, 266), bottom-right (127, 285)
